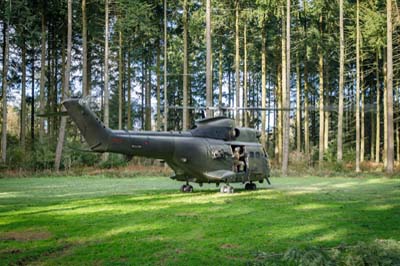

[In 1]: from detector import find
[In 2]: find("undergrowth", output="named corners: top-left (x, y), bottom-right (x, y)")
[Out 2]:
top-left (251, 239), bottom-right (400, 266)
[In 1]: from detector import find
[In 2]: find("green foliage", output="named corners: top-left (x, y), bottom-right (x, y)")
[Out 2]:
top-left (254, 240), bottom-right (400, 266)
top-left (98, 153), bottom-right (129, 169)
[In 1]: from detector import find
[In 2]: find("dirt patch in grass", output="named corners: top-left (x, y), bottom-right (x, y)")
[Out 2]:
top-left (0, 229), bottom-right (52, 242)
top-left (221, 243), bottom-right (240, 249)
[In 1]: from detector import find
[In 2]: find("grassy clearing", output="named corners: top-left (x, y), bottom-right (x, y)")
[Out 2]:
top-left (0, 176), bottom-right (399, 265)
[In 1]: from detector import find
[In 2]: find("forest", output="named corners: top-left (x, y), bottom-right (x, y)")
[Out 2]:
top-left (0, 0), bottom-right (399, 175)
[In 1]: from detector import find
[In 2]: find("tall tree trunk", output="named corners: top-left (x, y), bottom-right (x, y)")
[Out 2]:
top-left (303, 0), bottom-right (309, 157)
top-left (1, 20), bottom-right (9, 163)
top-left (386, 0), bottom-right (394, 173)
top-left (39, 10), bottom-right (46, 143)
top-left (376, 50), bottom-right (380, 162)
top-left (396, 121), bottom-right (399, 162)
top-left (282, 0), bottom-right (290, 175)
top-left (280, 8), bottom-right (286, 166)
top-left (244, 23), bottom-right (248, 127)
top-left (276, 64), bottom-right (282, 163)
top-left (355, 0), bottom-right (361, 172)
top-left (163, 0), bottom-right (168, 130)
top-left (21, 39), bottom-right (27, 150)
top-left (145, 57), bottom-right (152, 131)
top-left (324, 68), bottom-right (329, 152)
top-left (371, 107), bottom-right (375, 161)
top-left (102, 0), bottom-right (110, 161)
top-left (205, 0), bottom-right (213, 118)
top-left (361, 60), bottom-right (365, 162)
top-left (183, 0), bottom-right (189, 130)
top-left (296, 52), bottom-right (301, 152)
top-left (318, 15), bottom-right (324, 164)
top-left (156, 41), bottom-right (161, 131)
top-left (218, 46), bottom-right (223, 107)
top-left (82, 0), bottom-right (88, 96)
top-left (235, 0), bottom-right (240, 125)
top-left (30, 51), bottom-right (35, 147)
top-left (261, 16), bottom-right (267, 150)
top-left (383, 49), bottom-right (387, 168)
top-left (54, 0), bottom-right (72, 171)
top-left (118, 30), bottom-right (123, 130)
top-left (337, 0), bottom-right (345, 162)
top-left (127, 48), bottom-right (132, 130)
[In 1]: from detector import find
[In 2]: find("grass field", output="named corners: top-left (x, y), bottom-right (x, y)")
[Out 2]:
top-left (0, 175), bottom-right (399, 265)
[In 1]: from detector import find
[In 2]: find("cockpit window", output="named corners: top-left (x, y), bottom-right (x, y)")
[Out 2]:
top-left (250, 151), bottom-right (254, 158)
top-left (255, 152), bottom-right (260, 158)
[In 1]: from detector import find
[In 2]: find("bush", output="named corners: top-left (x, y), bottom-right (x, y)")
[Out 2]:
top-left (252, 240), bottom-right (400, 266)
top-left (98, 153), bottom-right (129, 169)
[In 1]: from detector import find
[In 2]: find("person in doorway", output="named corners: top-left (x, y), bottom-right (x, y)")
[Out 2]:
top-left (232, 147), bottom-right (245, 172)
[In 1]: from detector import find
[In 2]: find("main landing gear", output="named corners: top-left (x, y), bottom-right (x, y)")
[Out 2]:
top-left (245, 182), bottom-right (257, 191)
top-left (220, 184), bottom-right (234, 194)
top-left (180, 182), bottom-right (193, 193)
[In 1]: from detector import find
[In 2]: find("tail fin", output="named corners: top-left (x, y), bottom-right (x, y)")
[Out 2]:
top-left (62, 98), bottom-right (112, 152)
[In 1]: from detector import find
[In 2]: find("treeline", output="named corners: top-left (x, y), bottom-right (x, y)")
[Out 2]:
top-left (0, 0), bottom-right (399, 173)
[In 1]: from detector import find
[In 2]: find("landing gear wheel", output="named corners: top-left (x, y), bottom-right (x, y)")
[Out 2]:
top-left (181, 184), bottom-right (193, 193)
top-left (245, 183), bottom-right (257, 190)
top-left (220, 185), bottom-right (234, 194)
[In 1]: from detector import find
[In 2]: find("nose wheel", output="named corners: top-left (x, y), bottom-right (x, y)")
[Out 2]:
top-left (180, 184), bottom-right (193, 193)
top-left (245, 182), bottom-right (257, 190)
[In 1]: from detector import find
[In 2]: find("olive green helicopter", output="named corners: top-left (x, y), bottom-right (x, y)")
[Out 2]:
top-left (62, 98), bottom-right (271, 193)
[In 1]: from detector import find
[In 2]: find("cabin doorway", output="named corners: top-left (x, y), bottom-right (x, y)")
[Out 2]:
top-left (231, 145), bottom-right (247, 172)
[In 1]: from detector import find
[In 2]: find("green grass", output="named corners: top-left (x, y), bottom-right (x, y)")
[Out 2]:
top-left (0, 176), bottom-right (399, 265)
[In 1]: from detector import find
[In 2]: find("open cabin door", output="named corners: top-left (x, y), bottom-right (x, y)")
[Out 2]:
top-left (230, 145), bottom-right (248, 173)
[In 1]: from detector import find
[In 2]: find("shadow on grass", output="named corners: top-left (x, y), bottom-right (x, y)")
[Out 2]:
top-left (0, 177), bottom-right (399, 265)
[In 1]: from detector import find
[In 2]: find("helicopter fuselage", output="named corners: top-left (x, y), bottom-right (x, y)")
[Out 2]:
top-left (63, 98), bottom-right (270, 186)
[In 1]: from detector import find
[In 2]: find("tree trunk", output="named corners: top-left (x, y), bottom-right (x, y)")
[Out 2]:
top-left (118, 30), bottom-right (123, 130)
top-left (127, 48), bottom-right (132, 130)
top-left (218, 46), bottom-right (223, 107)
top-left (163, 0), bottom-right (168, 130)
top-left (276, 64), bottom-right (282, 163)
top-left (145, 58), bottom-right (152, 131)
top-left (280, 7), bottom-right (287, 166)
top-left (206, 0), bottom-right (213, 118)
top-left (337, 0), bottom-right (344, 162)
top-left (21, 39), bottom-right (27, 150)
top-left (318, 15), bottom-right (324, 164)
top-left (386, 0), bottom-right (394, 173)
top-left (156, 41), bottom-right (161, 131)
top-left (183, 0), bottom-right (189, 130)
top-left (303, 0), bottom-right (309, 157)
top-left (54, 0), bottom-right (72, 171)
top-left (102, 0), bottom-right (110, 161)
top-left (39, 10), bottom-right (46, 143)
top-left (82, 0), bottom-right (88, 96)
top-left (243, 23), bottom-right (248, 128)
top-left (355, 0), bottom-right (361, 172)
top-left (376, 50), bottom-right (380, 162)
top-left (1, 20), bottom-right (9, 163)
top-left (396, 121), bottom-right (399, 162)
top-left (383, 49), bottom-right (387, 168)
top-left (282, 0), bottom-right (290, 175)
top-left (361, 61), bottom-right (365, 162)
top-left (235, 0), bottom-right (240, 125)
top-left (296, 52), bottom-right (301, 153)
top-left (30, 51), bottom-right (35, 147)
top-left (261, 16), bottom-right (267, 150)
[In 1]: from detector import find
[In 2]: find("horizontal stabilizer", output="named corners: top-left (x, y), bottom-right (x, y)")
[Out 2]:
top-left (37, 111), bottom-right (68, 117)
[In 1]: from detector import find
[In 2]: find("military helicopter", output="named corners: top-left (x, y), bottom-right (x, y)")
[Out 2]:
top-left (62, 98), bottom-right (271, 193)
